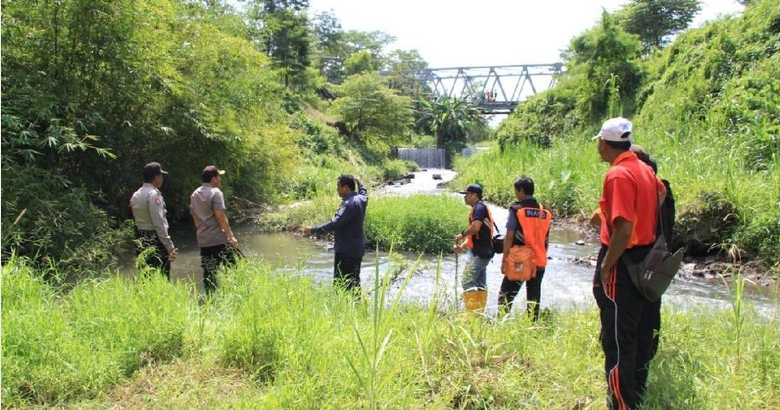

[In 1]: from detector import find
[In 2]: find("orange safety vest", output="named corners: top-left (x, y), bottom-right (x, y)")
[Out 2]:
top-left (465, 202), bottom-right (494, 250)
top-left (515, 206), bottom-right (552, 268)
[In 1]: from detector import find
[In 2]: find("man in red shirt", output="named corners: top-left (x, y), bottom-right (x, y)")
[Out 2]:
top-left (592, 117), bottom-right (664, 410)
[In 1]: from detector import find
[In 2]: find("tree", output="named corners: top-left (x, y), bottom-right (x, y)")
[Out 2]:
top-left (332, 73), bottom-right (413, 156)
top-left (343, 50), bottom-right (375, 76)
top-left (384, 49), bottom-right (430, 97)
top-left (309, 24), bottom-right (396, 84)
top-left (615, 0), bottom-right (702, 52)
top-left (566, 11), bottom-right (643, 122)
top-left (246, 0), bottom-right (311, 88)
top-left (310, 10), bottom-right (344, 83)
top-left (341, 30), bottom-right (396, 66)
top-left (416, 97), bottom-right (487, 150)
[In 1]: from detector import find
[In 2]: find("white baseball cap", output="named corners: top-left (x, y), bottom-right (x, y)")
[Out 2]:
top-left (593, 117), bottom-right (633, 142)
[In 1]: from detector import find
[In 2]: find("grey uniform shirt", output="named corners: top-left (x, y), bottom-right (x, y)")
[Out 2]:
top-left (190, 183), bottom-right (229, 248)
top-left (130, 183), bottom-right (175, 253)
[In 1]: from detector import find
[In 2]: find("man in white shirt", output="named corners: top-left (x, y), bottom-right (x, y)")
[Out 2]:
top-left (130, 162), bottom-right (176, 277)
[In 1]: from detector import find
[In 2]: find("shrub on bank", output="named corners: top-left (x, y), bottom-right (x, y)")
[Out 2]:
top-left (379, 158), bottom-right (418, 182)
top-left (365, 195), bottom-right (465, 254)
top-left (261, 193), bottom-right (465, 255)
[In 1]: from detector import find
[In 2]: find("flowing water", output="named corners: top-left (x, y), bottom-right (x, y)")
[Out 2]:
top-left (141, 169), bottom-right (777, 318)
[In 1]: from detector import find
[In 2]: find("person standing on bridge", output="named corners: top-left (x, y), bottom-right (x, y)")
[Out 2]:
top-left (303, 174), bottom-right (368, 293)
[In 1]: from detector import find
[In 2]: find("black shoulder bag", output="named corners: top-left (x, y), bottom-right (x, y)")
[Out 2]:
top-left (621, 208), bottom-right (685, 302)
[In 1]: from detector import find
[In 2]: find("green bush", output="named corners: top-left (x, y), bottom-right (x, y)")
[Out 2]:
top-left (365, 195), bottom-right (464, 254)
top-left (0, 167), bottom-right (131, 272)
top-left (379, 159), bottom-right (417, 181)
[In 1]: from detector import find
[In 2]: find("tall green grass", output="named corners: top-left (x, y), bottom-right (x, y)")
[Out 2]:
top-left (454, 139), bottom-right (604, 217)
top-left (1, 259), bottom-right (192, 406)
top-left (365, 195), bottom-right (465, 254)
top-left (263, 193), bottom-right (466, 254)
top-left (3, 256), bottom-right (778, 409)
top-left (454, 132), bottom-right (780, 266)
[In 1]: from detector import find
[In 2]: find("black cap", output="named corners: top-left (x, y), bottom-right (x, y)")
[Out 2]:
top-left (202, 165), bottom-right (225, 182)
top-left (459, 184), bottom-right (483, 197)
top-left (143, 162), bottom-right (168, 181)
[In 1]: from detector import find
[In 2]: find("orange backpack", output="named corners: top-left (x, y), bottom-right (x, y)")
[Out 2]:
top-left (503, 245), bottom-right (536, 281)
top-left (502, 204), bottom-right (549, 281)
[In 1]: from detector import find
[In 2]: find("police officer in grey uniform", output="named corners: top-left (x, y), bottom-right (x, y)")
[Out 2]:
top-left (130, 162), bottom-right (176, 277)
top-left (190, 165), bottom-right (239, 295)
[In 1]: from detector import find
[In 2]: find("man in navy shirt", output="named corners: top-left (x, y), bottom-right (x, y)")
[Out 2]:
top-left (303, 174), bottom-right (368, 292)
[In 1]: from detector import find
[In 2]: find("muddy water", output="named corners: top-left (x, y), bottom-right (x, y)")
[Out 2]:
top-left (149, 169), bottom-right (777, 318)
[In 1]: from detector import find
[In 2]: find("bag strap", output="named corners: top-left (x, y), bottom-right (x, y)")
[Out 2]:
top-left (537, 204), bottom-right (544, 246)
top-left (484, 205), bottom-right (500, 236)
top-left (654, 203), bottom-right (666, 246)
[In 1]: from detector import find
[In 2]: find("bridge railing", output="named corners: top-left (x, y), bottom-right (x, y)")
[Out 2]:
top-left (382, 63), bottom-right (564, 114)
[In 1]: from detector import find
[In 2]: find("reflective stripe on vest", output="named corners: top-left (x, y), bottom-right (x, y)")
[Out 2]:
top-left (516, 207), bottom-right (552, 268)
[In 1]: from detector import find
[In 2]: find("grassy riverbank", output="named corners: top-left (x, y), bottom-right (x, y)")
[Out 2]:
top-left (452, 138), bottom-right (780, 273)
top-left (471, 0), bottom-right (780, 273)
top-left (259, 193), bottom-right (466, 255)
top-left (3, 257), bottom-right (778, 409)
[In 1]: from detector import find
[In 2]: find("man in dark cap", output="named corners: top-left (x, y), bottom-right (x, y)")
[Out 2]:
top-left (302, 174), bottom-right (368, 292)
top-left (190, 165), bottom-right (239, 295)
top-left (130, 162), bottom-right (176, 277)
top-left (454, 183), bottom-right (496, 311)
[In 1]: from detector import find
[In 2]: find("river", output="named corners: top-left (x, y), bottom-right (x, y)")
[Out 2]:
top-left (145, 169), bottom-right (778, 318)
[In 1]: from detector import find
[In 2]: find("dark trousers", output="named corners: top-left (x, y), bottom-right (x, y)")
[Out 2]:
top-left (135, 230), bottom-right (170, 279)
top-left (334, 252), bottom-right (362, 292)
top-left (498, 267), bottom-right (545, 320)
top-left (201, 243), bottom-right (238, 295)
top-left (650, 298), bottom-right (662, 358)
top-left (593, 245), bottom-right (655, 410)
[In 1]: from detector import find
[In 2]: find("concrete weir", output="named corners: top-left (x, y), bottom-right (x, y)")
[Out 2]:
top-left (397, 148), bottom-right (447, 169)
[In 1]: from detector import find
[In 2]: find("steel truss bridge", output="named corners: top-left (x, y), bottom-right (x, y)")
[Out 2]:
top-left (392, 63), bottom-right (564, 114)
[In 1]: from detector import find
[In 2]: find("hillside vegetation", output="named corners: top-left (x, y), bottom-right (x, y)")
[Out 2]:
top-left (4, 0), bottom-right (775, 272)
top-left (465, 0), bottom-right (779, 269)
top-left (0, 0), bottom-right (418, 272)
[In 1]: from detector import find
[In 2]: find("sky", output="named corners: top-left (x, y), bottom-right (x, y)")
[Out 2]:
top-left (307, 0), bottom-right (745, 68)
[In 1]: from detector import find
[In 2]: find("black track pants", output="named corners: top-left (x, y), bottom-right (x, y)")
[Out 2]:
top-left (593, 245), bottom-right (655, 410)
top-left (498, 267), bottom-right (545, 320)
